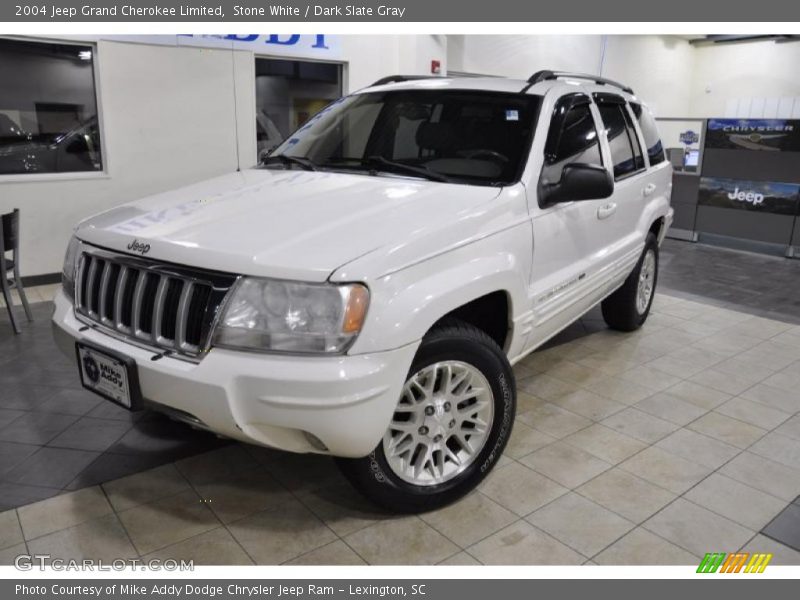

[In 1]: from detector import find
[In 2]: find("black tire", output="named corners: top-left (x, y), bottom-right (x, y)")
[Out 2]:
top-left (601, 232), bottom-right (659, 332)
top-left (336, 319), bottom-right (516, 513)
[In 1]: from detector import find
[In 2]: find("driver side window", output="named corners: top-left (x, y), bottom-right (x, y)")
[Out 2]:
top-left (541, 96), bottom-right (603, 187)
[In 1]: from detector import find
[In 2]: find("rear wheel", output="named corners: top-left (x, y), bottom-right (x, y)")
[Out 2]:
top-left (601, 232), bottom-right (659, 331)
top-left (336, 319), bottom-right (516, 513)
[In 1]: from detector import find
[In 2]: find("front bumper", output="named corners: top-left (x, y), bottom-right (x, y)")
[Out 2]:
top-left (52, 289), bottom-right (418, 457)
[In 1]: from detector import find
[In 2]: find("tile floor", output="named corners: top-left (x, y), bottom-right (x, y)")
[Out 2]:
top-left (2, 285), bottom-right (800, 564)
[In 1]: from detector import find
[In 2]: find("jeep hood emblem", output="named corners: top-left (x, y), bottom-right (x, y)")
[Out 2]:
top-left (127, 239), bottom-right (151, 255)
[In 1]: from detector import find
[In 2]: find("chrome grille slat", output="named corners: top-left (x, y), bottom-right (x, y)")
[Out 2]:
top-left (98, 261), bottom-right (112, 325)
top-left (113, 266), bottom-right (129, 333)
top-left (175, 281), bottom-right (195, 351)
top-left (152, 275), bottom-right (169, 344)
top-left (84, 259), bottom-right (99, 317)
top-left (131, 271), bottom-right (148, 340)
top-left (73, 246), bottom-right (236, 361)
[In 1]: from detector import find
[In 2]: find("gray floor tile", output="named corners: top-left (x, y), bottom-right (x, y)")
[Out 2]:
top-left (715, 397), bottom-right (791, 431)
top-left (643, 498), bottom-right (754, 557)
top-left (343, 516), bottom-right (457, 565)
top-left (145, 527), bottom-right (255, 565)
top-left (720, 452), bottom-right (800, 502)
top-left (420, 491), bottom-right (517, 548)
top-left (284, 539), bottom-right (366, 566)
top-left (762, 503), bottom-right (800, 553)
top-left (478, 462), bottom-right (568, 516)
top-left (662, 380), bottom-right (731, 410)
top-left (601, 408), bottom-right (679, 443)
top-left (748, 433), bottom-right (800, 471)
top-left (687, 412), bottom-right (767, 449)
top-left (684, 473), bottom-right (786, 531)
top-left (47, 417), bottom-right (132, 452)
top-left (740, 383), bottom-right (800, 415)
top-left (27, 513), bottom-right (138, 561)
top-left (562, 424), bottom-right (647, 464)
top-left (526, 492), bottom-right (634, 557)
top-left (741, 534), bottom-right (800, 565)
top-left (0, 509), bottom-right (23, 550)
top-left (31, 388), bottom-right (102, 417)
top-left (467, 520), bottom-right (585, 565)
top-left (634, 393), bottom-right (708, 426)
top-left (3, 447), bottom-right (100, 489)
top-left (593, 527), bottom-right (699, 565)
top-left (519, 441), bottom-right (612, 489)
top-left (774, 415), bottom-right (800, 442)
top-left (516, 402), bottom-right (592, 439)
top-left (0, 482), bottom-right (61, 511)
top-left (655, 428), bottom-right (740, 470)
top-left (503, 420), bottom-right (556, 459)
top-left (577, 468), bottom-right (676, 523)
top-left (0, 412), bottom-right (79, 445)
top-left (0, 441), bottom-right (40, 477)
top-left (619, 446), bottom-right (712, 494)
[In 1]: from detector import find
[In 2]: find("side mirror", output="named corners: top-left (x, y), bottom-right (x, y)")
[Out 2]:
top-left (540, 163), bottom-right (614, 205)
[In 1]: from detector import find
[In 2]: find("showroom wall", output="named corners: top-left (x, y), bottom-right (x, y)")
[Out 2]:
top-left (0, 35), bottom-right (445, 277)
top-left (689, 40), bottom-right (800, 117)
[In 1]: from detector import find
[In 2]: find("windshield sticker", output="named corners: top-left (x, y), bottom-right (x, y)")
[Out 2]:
top-left (505, 109), bottom-right (519, 121)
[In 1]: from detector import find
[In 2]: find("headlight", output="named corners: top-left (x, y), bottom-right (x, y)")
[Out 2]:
top-left (212, 278), bottom-right (370, 354)
top-left (61, 236), bottom-right (80, 301)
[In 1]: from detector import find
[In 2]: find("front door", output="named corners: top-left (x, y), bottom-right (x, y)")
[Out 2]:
top-left (527, 92), bottom-right (611, 349)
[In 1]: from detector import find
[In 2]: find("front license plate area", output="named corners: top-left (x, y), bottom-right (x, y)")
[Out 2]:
top-left (75, 342), bottom-right (143, 411)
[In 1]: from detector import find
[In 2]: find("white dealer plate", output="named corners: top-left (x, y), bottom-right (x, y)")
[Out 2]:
top-left (77, 344), bottom-right (135, 409)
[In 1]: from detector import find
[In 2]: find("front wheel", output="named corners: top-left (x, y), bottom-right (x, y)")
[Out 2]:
top-left (601, 232), bottom-right (659, 332)
top-left (336, 319), bottom-right (516, 513)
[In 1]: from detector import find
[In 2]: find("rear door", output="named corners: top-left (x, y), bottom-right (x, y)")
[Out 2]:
top-left (593, 93), bottom-right (649, 266)
top-left (527, 92), bottom-right (610, 346)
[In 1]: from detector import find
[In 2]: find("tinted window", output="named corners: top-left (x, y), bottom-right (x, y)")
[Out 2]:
top-left (631, 103), bottom-right (666, 165)
top-left (598, 103), bottom-right (644, 179)
top-left (541, 97), bottom-right (602, 186)
top-left (0, 38), bottom-right (102, 175)
top-left (270, 90), bottom-right (541, 186)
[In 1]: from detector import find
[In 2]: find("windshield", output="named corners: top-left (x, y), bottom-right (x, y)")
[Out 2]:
top-left (266, 89), bottom-right (541, 186)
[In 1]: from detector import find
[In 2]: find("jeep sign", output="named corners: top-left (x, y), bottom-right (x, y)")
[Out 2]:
top-left (698, 177), bottom-right (800, 215)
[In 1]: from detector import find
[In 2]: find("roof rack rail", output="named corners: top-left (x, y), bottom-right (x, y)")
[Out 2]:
top-left (521, 70), bottom-right (634, 95)
top-left (370, 75), bottom-right (441, 87)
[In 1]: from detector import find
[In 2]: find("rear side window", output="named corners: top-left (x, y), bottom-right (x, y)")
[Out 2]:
top-left (597, 98), bottom-right (645, 179)
top-left (630, 103), bottom-right (666, 166)
top-left (541, 95), bottom-right (602, 186)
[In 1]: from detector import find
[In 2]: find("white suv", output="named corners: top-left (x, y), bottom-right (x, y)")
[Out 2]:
top-left (53, 71), bottom-right (673, 512)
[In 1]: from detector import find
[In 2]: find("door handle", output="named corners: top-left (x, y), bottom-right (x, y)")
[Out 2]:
top-left (642, 183), bottom-right (657, 197)
top-left (597, 202), bottom-right (617, 220)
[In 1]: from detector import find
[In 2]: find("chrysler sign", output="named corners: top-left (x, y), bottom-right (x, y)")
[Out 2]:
top-left (705, 119), bottom-right (800, 152)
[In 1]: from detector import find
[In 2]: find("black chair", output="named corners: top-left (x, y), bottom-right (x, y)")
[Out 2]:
top-left (1, 209), bottom-right (33, 334)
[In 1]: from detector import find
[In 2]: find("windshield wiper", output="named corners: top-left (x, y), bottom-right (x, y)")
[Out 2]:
top-left (322, 156), bottom-right (451, 183)
top-left (261, 154), bottom-right (317, 171)
top-left (363, 156), bottom-right (452, 183)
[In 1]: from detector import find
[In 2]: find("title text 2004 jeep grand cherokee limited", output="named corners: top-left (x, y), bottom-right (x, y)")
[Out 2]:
top-left (53, 71), bottom-right (673, 512)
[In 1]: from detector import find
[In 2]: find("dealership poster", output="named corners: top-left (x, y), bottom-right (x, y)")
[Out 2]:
top-left (698, 177), bottom-right (800, 216)
top-left (705, 119), bottom-right (800, 151)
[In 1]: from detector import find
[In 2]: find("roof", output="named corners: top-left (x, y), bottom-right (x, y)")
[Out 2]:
top-left (357, 74), bottom-right (641, 103)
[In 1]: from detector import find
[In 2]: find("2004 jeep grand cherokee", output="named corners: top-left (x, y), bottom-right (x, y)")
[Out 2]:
top-left (53, 71), bottom-right (673, 512)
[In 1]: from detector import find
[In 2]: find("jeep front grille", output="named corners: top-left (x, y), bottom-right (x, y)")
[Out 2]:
top-left (74, 247), bottom-right (237, 359)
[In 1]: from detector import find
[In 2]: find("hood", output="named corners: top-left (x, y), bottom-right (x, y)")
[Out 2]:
top-left (76, 168), bottom-right (506, 282)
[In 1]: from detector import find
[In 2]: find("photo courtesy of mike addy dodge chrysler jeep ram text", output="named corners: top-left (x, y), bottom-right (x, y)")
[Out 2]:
top-left (53, 71), bottom-right (673, 512)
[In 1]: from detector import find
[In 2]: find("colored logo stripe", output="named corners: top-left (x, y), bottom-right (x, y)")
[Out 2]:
top-left (697, 552), bottom-right (772, 573)
top-left (744, 553), bottom-right (773, 573)
top-left (697, 553), bottom-right (726, 573)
